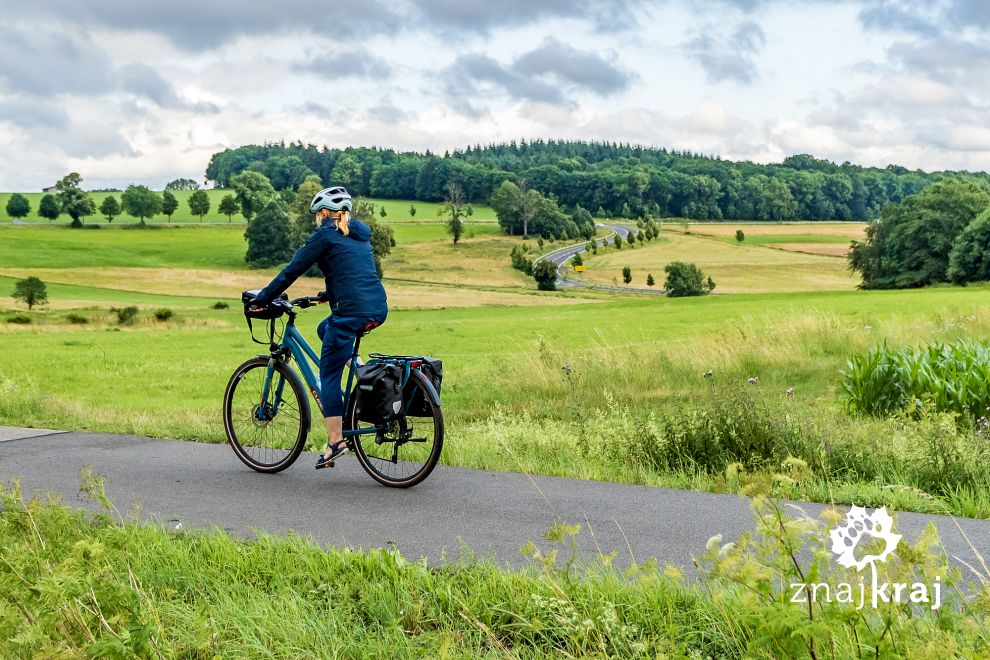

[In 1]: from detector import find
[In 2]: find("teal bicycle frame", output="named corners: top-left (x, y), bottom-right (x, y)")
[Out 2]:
top-left (258, 314), bottom-right (378, 440)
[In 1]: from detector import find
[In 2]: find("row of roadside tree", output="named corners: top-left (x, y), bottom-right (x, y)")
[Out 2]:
top-left (3, 175), bottom-right (242, 225)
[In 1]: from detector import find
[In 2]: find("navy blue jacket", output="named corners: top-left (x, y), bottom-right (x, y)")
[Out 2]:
top-left (255, 218), bottom-right (388, 317)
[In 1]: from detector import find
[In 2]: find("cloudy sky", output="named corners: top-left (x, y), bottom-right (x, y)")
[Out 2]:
top-left (1, 0), bottom-right (988, 190)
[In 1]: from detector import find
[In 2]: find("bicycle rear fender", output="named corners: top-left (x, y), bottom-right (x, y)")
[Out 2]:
top-left (411, 369), bottom-right (441, 408)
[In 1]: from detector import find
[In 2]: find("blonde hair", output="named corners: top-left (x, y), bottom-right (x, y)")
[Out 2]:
top-left (316, 208), bottom-right (350, 236)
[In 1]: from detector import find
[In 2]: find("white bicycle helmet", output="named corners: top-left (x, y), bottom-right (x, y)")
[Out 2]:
top-left (309, 186), bottom-right (352, 214)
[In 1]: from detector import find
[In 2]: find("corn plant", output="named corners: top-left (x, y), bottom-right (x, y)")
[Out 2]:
top-left (842, 339), bottom-right (990, 423)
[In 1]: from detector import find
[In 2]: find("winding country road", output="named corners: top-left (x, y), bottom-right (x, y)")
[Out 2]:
top-left (3, 427), bottom-right (989, 576)
top-left (536, 223), bottom-right (667, 294)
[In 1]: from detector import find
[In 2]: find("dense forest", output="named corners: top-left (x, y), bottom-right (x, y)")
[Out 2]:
top-left (204, 140), bottom-right (989, 221)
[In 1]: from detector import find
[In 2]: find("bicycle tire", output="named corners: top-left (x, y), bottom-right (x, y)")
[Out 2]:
top-left (223, 357), bottom-right (311, 473)
top-left (347, 370), bottom-right (444, 488)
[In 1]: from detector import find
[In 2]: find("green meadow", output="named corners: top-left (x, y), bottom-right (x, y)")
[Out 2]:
top-left (2, 222), bottom-right (990, 517)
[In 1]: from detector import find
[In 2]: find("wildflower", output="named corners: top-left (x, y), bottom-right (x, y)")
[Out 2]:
top-left (174, 522), bottom-right (183, 531)
top-left (561, 364), bottom-right (572, 374)
top-left (786, 388), bottom-right (794, 397)
top-left (703, 369), bottom-right (713, 378)
top-left (747, 377), bottom-right (759, 385)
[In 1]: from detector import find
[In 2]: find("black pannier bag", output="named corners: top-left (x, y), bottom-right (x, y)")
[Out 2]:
top-left (407, 357), bottom-right (442, 416)
top-left (355, 362), bottom-right (403, 424)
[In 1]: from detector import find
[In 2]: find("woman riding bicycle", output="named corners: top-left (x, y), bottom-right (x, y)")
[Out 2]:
top-left (250, 186), bottom-right (388, 469)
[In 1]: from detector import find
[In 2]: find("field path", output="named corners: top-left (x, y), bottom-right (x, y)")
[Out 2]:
top-left (3, 427), bottom-right (990, 573)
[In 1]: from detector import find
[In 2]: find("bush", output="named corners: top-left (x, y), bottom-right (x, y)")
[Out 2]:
top-left (842, 339), bottom-right (990, 423)
top-left (622, 266), bottom-right (632, 284)
top-left (112, 306), bottom-right (139, 325)
top-left (212, 301), bottom-right (230, 310)
top-left (153, 308), bottom-right (175, 322)
top-left (6, 315), bottom-right (31, 324)
top-left (663, 262), bottom-right (716, 297)
top-left (510, 245), bottom-right (533, 275)
top-left (532, 260), bottom-right (558, 291)
top-left (608, 382), bottom-right (813, 476)
top-left (735, 229), bottom-right (745, 242)
top-left (66, 313), bottom-right (88, 325)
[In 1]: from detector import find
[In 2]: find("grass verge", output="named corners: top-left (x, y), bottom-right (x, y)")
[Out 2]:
top-left (1, 472), bottom-right (987, 658)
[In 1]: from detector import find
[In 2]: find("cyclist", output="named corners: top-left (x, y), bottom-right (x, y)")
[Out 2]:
top-left (249, 186), bottom-right (388, 469)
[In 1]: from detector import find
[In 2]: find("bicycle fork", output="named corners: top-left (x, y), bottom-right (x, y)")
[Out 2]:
top-left (257, 357), bottom-right (288, 421)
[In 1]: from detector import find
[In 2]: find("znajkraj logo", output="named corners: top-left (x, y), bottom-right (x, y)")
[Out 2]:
top-left (790, 506), bottom-right (942, 610)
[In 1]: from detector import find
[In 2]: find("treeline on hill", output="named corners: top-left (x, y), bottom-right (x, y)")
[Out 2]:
top-left (204, 140), bottom-right (988, 222)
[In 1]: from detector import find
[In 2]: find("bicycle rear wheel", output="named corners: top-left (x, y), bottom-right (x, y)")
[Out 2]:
top-left (347, 371), bottom-right (444, 488)
top-left (223, 357), bottom-right (310, 473)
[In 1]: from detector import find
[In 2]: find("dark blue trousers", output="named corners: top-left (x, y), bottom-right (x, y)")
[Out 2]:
top-left (316, 313), bottom-right (387, 417)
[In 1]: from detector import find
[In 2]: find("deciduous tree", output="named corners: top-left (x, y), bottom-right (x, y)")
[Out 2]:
top-left (244, 199), bottom-right (293, 267)
top-left (162, 191), bottom-right (179, 221)
top-left (440, 182), bottom-right (467, 244)
top-left (121, 185), bottom-right (163, 226)
top-left (99, 195), bottom-right (121, 223)
top-left (532, 260), bottom-right (557, 291)
top-left (56, 173), bottom-right (95, 227)
top-left (664, 262), bottom-right (716, 297)
top-left (218, 194), bottom-right (240, 222)
top-left (165, 178), bottom-right (199, 191)
top-left (948, 209), bottom-right (990, 284)
top-left (188, 190), bottom-right (210, 221)
top-left (5, 193), bottom-right (30, 220)
top-left (13, 276), bottom-right (47, 310)
top-left (849, 180), bottom-right (990, 289)
top-left (39, 194), bottom-right (60, 223)
top-left (231, 170), bottom-right (276, 221)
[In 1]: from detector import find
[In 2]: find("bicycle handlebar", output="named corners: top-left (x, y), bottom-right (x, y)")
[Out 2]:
top-left (287, 291), bottom-right (328, 309)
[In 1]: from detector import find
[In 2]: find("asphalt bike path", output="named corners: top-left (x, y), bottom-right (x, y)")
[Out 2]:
top-left (2, 427), bottom-right (989, 574)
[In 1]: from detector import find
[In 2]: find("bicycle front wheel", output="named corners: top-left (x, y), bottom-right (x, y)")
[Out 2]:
top-left (348, 371), bottom-right (444, 488)
top-left (223, 357), bottom-right (311, 473)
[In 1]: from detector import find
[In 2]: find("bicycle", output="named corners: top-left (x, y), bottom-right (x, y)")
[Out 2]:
top-left (222, 291), bottom-right (444, 488)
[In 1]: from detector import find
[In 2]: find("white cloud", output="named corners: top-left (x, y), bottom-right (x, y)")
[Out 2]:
top-left (0, 0), bottom-right (988, 190)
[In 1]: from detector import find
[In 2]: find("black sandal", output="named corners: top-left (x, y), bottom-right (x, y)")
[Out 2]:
top-left (315, 440), bottom-right (349, 469)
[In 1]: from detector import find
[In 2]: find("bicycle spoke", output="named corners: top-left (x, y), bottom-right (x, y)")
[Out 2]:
top-left (225, 360), bottom-right (308, 471)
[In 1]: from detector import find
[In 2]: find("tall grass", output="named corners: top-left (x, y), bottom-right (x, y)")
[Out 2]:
top-left (1, 475), bottom-right (987, 658)
top-left (843, 339), bottom-right (990, 422)
top-left (4, 307), bottom-right (990, 516)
